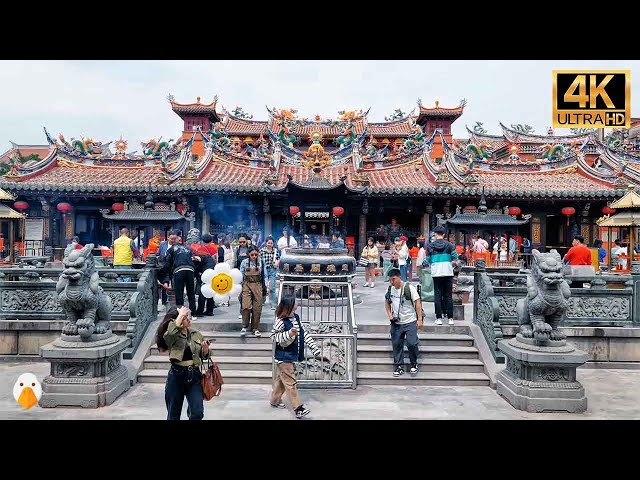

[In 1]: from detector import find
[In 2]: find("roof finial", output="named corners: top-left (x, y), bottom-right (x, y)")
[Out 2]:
top-left (196, 96), bottom-right (201, 103)
top-left (478, 186), bottom-right (488, 215)
top-left (435, 100), bottom-right (439, 108)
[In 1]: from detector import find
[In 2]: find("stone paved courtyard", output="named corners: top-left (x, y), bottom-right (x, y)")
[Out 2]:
top-left (2, 360), bottom-right (639, 420)
top-left (3, 274), bottom-right (640, 420)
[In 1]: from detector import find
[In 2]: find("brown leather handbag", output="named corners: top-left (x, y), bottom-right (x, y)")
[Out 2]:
top-left (201, 358), bottom-right (224, 400)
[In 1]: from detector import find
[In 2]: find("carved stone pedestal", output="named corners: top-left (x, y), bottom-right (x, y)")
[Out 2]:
top-left (39, 334), bottom-right (131, 408)
top-left (496, 336), bottom-right (589, 413)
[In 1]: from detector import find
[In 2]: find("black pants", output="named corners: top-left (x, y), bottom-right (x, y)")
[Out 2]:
top-left (159, 286), bottom-right (167, 305)
top-left (165, 364), bottom-right (204, 420)
top-left (433, 276), bottom-right (454, 319)
top-left (173, 270), bottom-right (196, 310)
top-left (196, 279), bottom-right (215, 315)
top-left (390, 321), bottom-right (420, 369)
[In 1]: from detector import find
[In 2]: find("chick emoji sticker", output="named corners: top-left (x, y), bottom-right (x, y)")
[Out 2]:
top-left (200, 262), bottom-right (243, 305)
top-left (13, 373), bottom-right (42, 410)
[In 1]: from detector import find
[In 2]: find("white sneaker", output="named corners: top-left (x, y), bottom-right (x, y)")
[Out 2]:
top-left (238, 314), bottom-right (243, 319)
top-left (254, 330), bottom-right (261, 337)
top-left (364, 282), bottom-right (370, 287)
top-left (240, 328), bottom-right (247, 337)
top-left (448, 318), bottom-right (454, 326)
top-left (370, 283), bottom-right (375, 288)
top-left (435, 318), bottom-right (443, 326)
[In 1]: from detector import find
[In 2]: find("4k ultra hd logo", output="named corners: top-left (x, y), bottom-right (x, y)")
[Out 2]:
top-left (553, 70), bottom-right (631, 128)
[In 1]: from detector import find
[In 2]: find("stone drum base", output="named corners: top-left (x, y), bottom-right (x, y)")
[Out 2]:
top-left (496, 338), bottom-right (589, 413)
top-left (39, 334), bottom-right (131, 408)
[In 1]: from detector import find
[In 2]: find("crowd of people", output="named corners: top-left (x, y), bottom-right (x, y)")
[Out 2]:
top-left (105, 221), bottom-right (639, 420)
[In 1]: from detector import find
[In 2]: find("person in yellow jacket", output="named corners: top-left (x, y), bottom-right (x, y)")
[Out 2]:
top-left (112, 228), bottom-right (139, 282)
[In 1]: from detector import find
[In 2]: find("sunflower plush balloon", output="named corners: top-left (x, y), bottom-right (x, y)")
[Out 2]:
top-left (200, 263), bottom-right (243, 305)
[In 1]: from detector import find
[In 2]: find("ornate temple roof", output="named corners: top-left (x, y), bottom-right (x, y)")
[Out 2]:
top-left (0, 187), bottom-right (15, 201)
top-left (1, 97), bottom-right (637, 201)
top-left (0, 204), bottom-right (24, 219)
top-left (169, 95), bottom-right (220, 120)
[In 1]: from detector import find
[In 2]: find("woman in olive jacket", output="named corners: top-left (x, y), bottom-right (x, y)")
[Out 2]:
top-left (156, 306), bottom-right (210, 420)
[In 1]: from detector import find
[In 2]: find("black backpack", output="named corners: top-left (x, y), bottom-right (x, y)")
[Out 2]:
top-left (385, 283), bottom-right (425, 319)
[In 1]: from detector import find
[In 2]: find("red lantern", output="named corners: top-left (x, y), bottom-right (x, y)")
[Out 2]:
top-left (13, 201), bottom-right (29, 211)
top-left (57, 202), bottom-right (72, 222)
top-left (561, 206), bottom-right (576, 226)
top-left (332, 206), bottom-right (345, 216)
top-left (111, 202), bottom-right (124, 212)
top-left (508, 206), bottom-right (521, 216)
top-left (289, 206), bottom-right (300, 216)
top-left (602, 206), bottom-right (616, 215)
top-left (176, 204), bottom-right (184, 213)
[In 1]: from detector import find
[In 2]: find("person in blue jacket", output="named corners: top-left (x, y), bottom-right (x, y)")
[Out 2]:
top-left (270, 293), bottom-right (321, 419)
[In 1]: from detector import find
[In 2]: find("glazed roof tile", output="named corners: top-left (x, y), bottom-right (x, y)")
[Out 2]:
top-left (196, 157), bottom-right (271, 192)
top-left (475, 167), bottom-right (614, 196)
top-left (4, 161), bottom-right (168, 193)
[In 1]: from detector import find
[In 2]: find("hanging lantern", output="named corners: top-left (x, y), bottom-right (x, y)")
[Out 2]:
top-left (57, 202), bottom-right (72, 213)
top-left (13, 201), bottom-right (29, 211)
top-left (289, 206), bottom-right (300, 216)
top-left (57, 202), bottom-right (72, 222)
top-left (602, 206), bottom-right (616, 215)
top-left (561, 206), bottom-right (576, 226)
top-left (508, 206), bottom-right (521, 216)
top-left (111, 202), bottom-right (124, 212)
top-left (332, 206), bottom-right (345, 216)
top-left (175, 204), bottom-right (184, 213)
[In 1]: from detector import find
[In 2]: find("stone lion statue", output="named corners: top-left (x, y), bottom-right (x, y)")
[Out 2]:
top-left (57, 243), bottom-right (112, 339)
top-left (516, 249), bottom-right (571, 345)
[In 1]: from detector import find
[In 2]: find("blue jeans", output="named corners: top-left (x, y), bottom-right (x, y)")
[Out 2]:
top-left (115, 265), bottom-right (131, 283)
top-left (165, 365), bottom-right (204, 420)
top-left (263, 268), bottom-right (277, 306)
top-left (390, 321), bottom-right (419, 369)
top-left (399, 264), bottom-right (407, 282)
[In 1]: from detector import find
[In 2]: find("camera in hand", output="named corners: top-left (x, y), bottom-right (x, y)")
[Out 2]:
top-left (390, 316), bottom-right (400, 323)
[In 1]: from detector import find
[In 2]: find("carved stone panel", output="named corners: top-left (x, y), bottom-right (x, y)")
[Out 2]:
top-left (106, 291), bottom-right (132, 312)
top-left (497, 295), bottom-right (519, 318)
top-left (54, 363), bottom-right (89, 377)
top-left (1, 289), bottom-right (63, 313)
top-left (565, 296), bottom-right (630, 320)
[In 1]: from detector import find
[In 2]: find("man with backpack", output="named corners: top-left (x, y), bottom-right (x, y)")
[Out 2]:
top-left (160, 233), bottom-right (197, 313)
top-left (384, 268), bottom-right (423, 377)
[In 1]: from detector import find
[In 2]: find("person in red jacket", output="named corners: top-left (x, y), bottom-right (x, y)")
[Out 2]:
top-left (563, 235), bottom-right (592, 265)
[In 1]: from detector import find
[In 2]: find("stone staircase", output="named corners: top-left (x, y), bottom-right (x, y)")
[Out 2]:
top-left (356, 324), bottom-right (490, 386)
top-left (137, 320), bottom-right (275, 385)
top-left (137, 319), bottom-right (489, 387)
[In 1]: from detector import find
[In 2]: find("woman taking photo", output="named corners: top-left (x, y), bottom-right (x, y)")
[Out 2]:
top-left (361, 237), bottom-right (379, 288)
top-left (156, 306), bottom-right (210, 420)
top-left (240, 246), bottom-right (268, 337)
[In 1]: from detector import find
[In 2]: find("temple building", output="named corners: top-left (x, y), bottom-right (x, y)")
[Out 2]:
top-left (0, 95), bottom-right (638, 259)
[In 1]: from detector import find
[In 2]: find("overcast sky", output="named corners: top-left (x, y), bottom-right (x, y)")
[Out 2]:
top-left (1, 60), bottom-right (638, 151)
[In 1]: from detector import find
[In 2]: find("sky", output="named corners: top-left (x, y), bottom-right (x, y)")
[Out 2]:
top-left (0, 60), bottom-right (638, 152)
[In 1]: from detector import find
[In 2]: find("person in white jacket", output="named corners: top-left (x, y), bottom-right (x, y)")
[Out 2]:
top-left (396, 235), bottom-right (409, 282)
top-left (277, 228), bottom-right (298, 254)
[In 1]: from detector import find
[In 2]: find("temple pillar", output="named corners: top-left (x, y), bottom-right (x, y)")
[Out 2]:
top-left (421, 213), bottom-right (429, 239)
top-left (202, 209), bottom-right (210, 234)
top-left (359, 214), bottom-right (367, 254)
top-left (263, 197), bottom-right (272, 237)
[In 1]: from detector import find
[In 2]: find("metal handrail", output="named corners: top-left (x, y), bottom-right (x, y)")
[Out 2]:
top-left (273, 279), bottom-right (357, 389)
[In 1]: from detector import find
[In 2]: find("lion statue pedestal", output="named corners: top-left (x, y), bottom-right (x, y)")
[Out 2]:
top-left (39, 244), bottom-right (131, 408)
top-left (495, 249), bottom-right (588, 413)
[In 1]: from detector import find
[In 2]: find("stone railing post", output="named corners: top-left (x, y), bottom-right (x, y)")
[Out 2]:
top-left (631, 261), bottom-right (640, 324)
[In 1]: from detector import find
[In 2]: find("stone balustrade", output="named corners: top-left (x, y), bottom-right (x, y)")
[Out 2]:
top-left (0, 267), bottom-right (157, 359)
top-left (473, 262), bottom-right (640, 364)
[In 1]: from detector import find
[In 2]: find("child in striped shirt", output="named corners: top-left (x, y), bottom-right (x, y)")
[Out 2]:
top-left (270, 293), bottom-right (321, 419)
